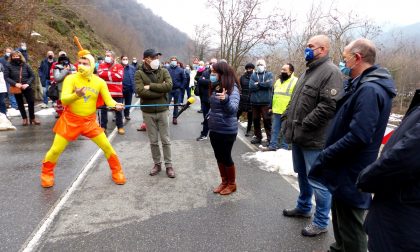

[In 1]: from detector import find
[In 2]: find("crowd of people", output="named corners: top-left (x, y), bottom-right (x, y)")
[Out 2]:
top-left (1, 33), bottom-right (420, 251)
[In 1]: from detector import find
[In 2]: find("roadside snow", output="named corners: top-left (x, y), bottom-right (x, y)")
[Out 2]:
top-left (35, 108), bottom-right (56, 116)
top-left (243, 149), bottom-right (296, 177)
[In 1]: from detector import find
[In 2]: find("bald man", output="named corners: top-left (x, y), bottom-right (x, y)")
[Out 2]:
top-left (281, 35), bottom-right (343, 237)
top-left (309, 38), bottom-right (396, 252)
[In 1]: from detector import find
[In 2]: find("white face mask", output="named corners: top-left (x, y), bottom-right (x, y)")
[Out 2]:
top-left (132, 60), bottom-right (137, 63)
top-left (104, 56), bottom-right (112, 64)
top-left (122, 60), bottom-right (129, 65)
top-left (150, 59), bottom-right (160, 70)
top-left (257, 65), bottom-right (265, 73)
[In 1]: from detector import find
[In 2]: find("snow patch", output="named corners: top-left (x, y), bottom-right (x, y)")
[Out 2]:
top-left (35, 108), bottom-right (56, 116)
top-left (243, 149), bottom-right (296, 177)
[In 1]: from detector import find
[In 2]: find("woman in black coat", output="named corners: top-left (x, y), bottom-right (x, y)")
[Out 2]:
top-left (357, 89), bottom-right (420, 252)
top-left (4, 51), bottom-right (40, 125)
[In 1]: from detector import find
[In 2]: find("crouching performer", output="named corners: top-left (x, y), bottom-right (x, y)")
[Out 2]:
top-left (40, 48), bottom-right (126, 187)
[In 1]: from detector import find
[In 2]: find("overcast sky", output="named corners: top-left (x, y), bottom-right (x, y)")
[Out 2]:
top-left (139, 0), bottom-right (420, 37)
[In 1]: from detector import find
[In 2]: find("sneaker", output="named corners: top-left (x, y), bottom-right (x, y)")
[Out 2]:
top-left (166, 167), bottom-right (176, 178)
top-left (282, 208), bottom-right (312, 218)
top-left (196, 135), bottom-right (207, 141)
top-left (117, 128), bottom-right (125, 135)
top-left (172, 117), bottom-right (178, 125)
top-left (41, 103), bottom-right (48, 109)
top-left (197, 110), bottom-right (203, 113)
top-left (149, 163), bottom-right (161, 176)
top-left (259, 145), bottom-right (276, 151)
top-left (250, 138), bottom-right (262, 144)
top-left (125, 116), bottom-right (131, 120)
top-left (137, 123), bottom-right (147, 131)
top-left (301, 223), bottom-right (328, 237)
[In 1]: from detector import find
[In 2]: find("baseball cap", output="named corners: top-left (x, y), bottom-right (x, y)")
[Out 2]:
top-left (143, 48), bottom-right (162, 59)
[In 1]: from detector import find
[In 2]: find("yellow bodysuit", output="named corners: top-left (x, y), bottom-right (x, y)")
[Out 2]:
top-left (40, 50), bottom-right (126, 187)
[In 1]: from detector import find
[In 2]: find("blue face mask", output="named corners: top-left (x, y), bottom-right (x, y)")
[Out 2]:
top-left (339, 61), bottom-right (351, 76)
top-left (304, 47), bottom-right (314, 61)
top-left (170, 61), bottom-right (177, 67)
top-left (210, 74), bottom-right (218, 83)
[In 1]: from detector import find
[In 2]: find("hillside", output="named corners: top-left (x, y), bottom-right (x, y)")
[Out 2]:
top-left (0, 0), bottom-right (193, 66)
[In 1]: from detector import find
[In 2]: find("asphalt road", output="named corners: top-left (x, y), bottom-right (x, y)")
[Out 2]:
top-left (0, 99), bottom-right (334, 252)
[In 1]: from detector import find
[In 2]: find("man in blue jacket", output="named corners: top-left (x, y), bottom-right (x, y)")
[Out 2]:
top-left (121, 55), bottom-right (136, 120)
top-left (38, 51), bottom-right (56, 108)
top-left (356, 87), bottom-right (420, 252)
top-left (249, 59), bottom-right (273, 145)
top-left (309, 38), bottom-right (396, 252)
top-left (167, 56), bottom-right (186, 125)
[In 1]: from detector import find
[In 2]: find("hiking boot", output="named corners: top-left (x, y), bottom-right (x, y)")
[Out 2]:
top-left (172, 117), bottom-right (178, 125)
top-left (166, 167), bottom-right (175, 178)
top-left (250, 138), bottom-right (262, 144)
top-left (150, 163), bottom-right (161, 176)
top-left (125, 116), bottom-right (131, 120)
top-left (196, 135), bottom-right (207, 141)
top-left (301, 223), bottom-right (328, 237)
top-left (137, 123), bottom-right (147, 131)
top-left (283, 208), bottom-right (312, 218)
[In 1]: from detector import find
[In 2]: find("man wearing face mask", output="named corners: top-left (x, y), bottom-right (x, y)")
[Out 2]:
top-left (98, 50), bottom-right (125, 135)
top-left (309, 38), bottom-right (396, 252)
top-left (135, 48), bottom-right (175, 178)
top-left (120, 55), bottom-right (136, 120)
top-left (281, 35), bottom-right (342, 237)
top-left (249, 59), bottom-right (274, 145)
top-left (260, 63), bottom-right (298, 151)
top-left (237, 63), bottom-right (255, 136)
top-left (167, 56), bottom-right (186, 124)
top-left (38, 51), bottom-right (56, 108)
top-left (131, 57), bottom-right (138, 69)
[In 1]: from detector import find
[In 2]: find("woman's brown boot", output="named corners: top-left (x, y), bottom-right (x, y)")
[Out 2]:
top-left (213, 163), bottom-right (228, 193)
top-left (30, 118), bottom-right (41, 125)
top-left (220, 164), bottom-right (236, 195)
top-left (22, 118), bottom-right (29, 126)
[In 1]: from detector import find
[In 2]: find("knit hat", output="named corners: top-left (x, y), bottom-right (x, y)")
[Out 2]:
top-left (245, 63), bottom-right (255, 70)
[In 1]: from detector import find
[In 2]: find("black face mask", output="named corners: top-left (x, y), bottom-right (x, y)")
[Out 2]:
top-left (48, 55), bottom-right (53, 60)
top-left (11, 59), bottom-right (21, 65)
top-left (280, 72), bottom-right (291, 81)
top-left (246, 70), bottom-right (253, 75)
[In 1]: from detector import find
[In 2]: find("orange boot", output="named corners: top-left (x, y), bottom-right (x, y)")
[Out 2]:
top-left (220, 164), bottom-right (237, 195)
top-left (40, 161), bottom-right (56, 188)
top-left (108, 154), bottom-right (126, 185)
top-left (213, 163), bottom-right (228, 193)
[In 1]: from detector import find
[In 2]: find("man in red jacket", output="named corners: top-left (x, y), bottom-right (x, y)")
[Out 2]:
top-left (98, 50), bottom-right (125, 135)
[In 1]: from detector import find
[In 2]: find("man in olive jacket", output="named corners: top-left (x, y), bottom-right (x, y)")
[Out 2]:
top-left (135, 49), bottom-right (175, 178)
top-left (281, 35), bottom-right (343, 237)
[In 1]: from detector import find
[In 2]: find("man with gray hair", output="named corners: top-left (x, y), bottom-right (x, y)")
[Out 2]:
top-left (282, 35), bottom-right (343, 237)
top-left (309, 38), bottom-right (396, 251)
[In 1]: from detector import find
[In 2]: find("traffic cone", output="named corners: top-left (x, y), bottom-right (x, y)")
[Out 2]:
top-left (40, 161), bottom-right (56, 188)
top-left (107, 154), bottom-right (126, 185)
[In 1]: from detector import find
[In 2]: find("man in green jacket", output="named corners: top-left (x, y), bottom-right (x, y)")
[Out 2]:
top-left (135, 48), bottom-right (175, 178)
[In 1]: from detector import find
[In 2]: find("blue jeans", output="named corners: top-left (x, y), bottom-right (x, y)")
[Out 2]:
top-left (168, 89), bottom-right (181, 117)
top-left (268, 113), bottom-right (288, 149)
top-left (6, 83), bottom-right (18, 109)
top-left (43, 80), bottom-right (50, 104)
top-left (0, 92), bottom-right (7, 114)
top-left (292, 144), bottom-right (331, 229)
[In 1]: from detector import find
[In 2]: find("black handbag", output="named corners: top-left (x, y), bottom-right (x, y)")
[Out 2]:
top-left (47, 83), bottom-right (59, 100)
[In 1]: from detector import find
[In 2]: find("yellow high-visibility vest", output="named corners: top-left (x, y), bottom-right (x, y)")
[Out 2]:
top-left (272, 74), bottom-right (298, 114)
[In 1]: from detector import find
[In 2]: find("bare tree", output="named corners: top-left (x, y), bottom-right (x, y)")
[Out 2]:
top-left (208, 0), bottom-right (280, 70)
top-left (193, 24), bottom-right (211, 61)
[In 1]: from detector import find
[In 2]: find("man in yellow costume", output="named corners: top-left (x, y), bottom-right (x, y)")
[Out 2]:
top-left (40, 48), bottom-right (126, 187)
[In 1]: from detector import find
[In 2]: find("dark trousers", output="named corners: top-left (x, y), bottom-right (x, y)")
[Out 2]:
top-left (168, 89), bottom-right (181, 117)
top-left (0, 92), bottom-right (6, 114)
top-left (200, 102), bottom-right (210, 137)
top-left (123, 90), bottom-right (133, 117)
top-left (100, 97), bottom-right (123, 129)
top-left (330, 197), bottom-right (367, 252)
top-left (237, 109), bottom-right (253, 133)
top-left (252, 105), bottom-right (271, 141)
top-left (209, 131), bottom-right (237, 166)
top-left (15, 87), bottom-right (35, 120)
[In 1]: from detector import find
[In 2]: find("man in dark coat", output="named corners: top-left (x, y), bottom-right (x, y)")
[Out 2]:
top-left (38, 51), bottom-right (56, 108)
top-left (167, 56), bottom-right (186, 125)
top-left (282, 35), bottom-right (343, 237)
top-left (309, 38), bottom-right (396, 252)
top-left (356, 88), bottom-right (420, 252)
top-left (238, 63), bottom-right (254, 136)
